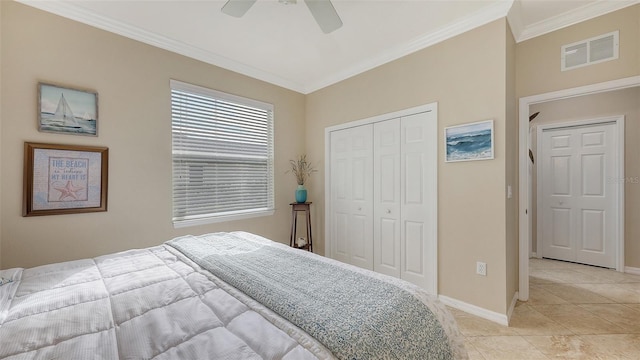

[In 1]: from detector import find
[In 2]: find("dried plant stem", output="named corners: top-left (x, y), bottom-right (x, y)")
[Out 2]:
top-left (288, 154), bottom-right (317, 185)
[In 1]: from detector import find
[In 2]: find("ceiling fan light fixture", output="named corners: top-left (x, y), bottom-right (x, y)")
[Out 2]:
top-left (221, 0), bottom-right (257, 17)
top-left (304, 0), bottom-right (342, 34)
top-left (221, 0), bottom-right (342, 34)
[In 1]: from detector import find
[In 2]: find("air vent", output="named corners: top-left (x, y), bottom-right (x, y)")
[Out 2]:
top-left (561, 31), bottom-right (619, 71)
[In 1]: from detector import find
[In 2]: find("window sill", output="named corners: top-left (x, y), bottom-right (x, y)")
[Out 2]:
top-left (173, 209), bottom-right (275, 229)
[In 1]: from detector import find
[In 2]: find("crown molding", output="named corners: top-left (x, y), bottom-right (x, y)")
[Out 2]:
top-left (506, 0), bottom-right (524, 41)
top-left (16, 0), bottom-right (308, 93)
top-left (304, 0), bottom-right (514, 93)
top-left (517, 0), bottom-right (640, 42)
top-left (18, 0), bottom-right (513, 94)
top-left (23, 1), bottom-right (636, 93)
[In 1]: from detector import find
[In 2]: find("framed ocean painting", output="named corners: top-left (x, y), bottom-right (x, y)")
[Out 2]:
top-left (38, 82), bottom-right (98, 136)
top-left (445, 120), bottom-right (494, 162)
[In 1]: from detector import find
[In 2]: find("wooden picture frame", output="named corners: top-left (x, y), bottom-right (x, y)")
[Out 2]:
top-left (38, 82), bottom-right (98, 136)
top-left (444, 119), bottom-right (495, 162)
top-left (23, 142), bottom-right (108, 216)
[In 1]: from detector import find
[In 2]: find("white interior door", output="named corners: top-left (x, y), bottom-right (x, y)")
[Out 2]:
top-left (374, 119), bottom-right (401, 278)
top-left (540, 122), bottom-right (617, 268)
top-left (330, 125), bottom-right (374, 270)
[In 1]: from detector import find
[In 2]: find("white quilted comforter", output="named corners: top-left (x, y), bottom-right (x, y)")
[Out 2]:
top-left (0, 232), bottom-right (467, 359)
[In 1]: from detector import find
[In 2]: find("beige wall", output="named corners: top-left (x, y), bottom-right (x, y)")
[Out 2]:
top-left (306, 19), bottom-right (512, 314)
top-left (0, 1), bottom-right (3, 269)
top-left (505, 22), bottom-right (519, 311)
top-left (529, 87), bottom-right (640, 267)
top-left (517, 5), bottom-right (639, 98)
top-left (0, 2), bottom-right (306, 269)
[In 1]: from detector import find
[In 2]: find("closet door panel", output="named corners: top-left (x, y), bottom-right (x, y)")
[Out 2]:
top-left (400, 111), bottom-right (437, 293)
top-left (349, 125), bottom-right (374, 270)
top-left (404, 221), bottom-right (424, 275)
top-left (330, 129), bottom-right (352, 264)
top-left (380, 156), bottom-right (396, 201)
top-left (379, 218), bottom-right (397, 267)
top-left (329, 125), bottom-right (374, 270)
top-left (350, 213), bottom-right (370, 265)
top-left (334, 212), bottom-right (349, 258)
top-left (334, 158), bottom-right (349, 200)
top-left (374, 120), bottom-right (401, 277)
top-left (404, 153), bottom-right (424, 204)
top-left (352, 158), bottom-right (368, 201)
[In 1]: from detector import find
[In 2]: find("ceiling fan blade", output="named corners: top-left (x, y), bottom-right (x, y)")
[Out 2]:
top-left (221, 0), bottom-right (257, 17)
top-left (304, 0), bottom-right (343, 34)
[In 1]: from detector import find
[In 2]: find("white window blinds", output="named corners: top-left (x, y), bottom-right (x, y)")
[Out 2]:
top-left (171, 80), bottom-right (274, 226)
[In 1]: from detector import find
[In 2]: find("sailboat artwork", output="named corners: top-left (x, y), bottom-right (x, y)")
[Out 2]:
top-left (38, 83), bottom-right (98, 136)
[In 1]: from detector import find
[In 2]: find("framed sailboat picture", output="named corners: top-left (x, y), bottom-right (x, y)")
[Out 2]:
top-left (38, 82), bottom-right (98, 136)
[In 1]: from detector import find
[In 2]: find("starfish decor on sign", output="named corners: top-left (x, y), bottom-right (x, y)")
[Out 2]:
top-left (53, 180), bottom-right (85, 201)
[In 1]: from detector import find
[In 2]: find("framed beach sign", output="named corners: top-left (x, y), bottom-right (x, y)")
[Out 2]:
top-left (23, 142), bottom-right (108, 216)
top-left (38, 82), bottom-right (98, 136)
top-left (445, 120), bottom-right (494, 162)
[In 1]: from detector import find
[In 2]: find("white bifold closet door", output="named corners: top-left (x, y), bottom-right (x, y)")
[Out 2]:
top-left (328, 106), bottom-right (437, 294)
top-left (330, 124), bottom-right (374, 270)
top-left (373, 113), bottom-right (435, 290)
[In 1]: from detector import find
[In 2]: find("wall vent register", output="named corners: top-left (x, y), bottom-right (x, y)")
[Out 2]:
top-left (561, 31), bottom-right (619, 71)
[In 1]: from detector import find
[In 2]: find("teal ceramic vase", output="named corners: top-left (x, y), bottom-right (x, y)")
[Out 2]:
top-left (295, 185), bottom-right (307, 203)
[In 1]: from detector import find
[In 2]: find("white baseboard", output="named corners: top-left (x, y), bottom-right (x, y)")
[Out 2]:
top-left (625, 266), bottom-right (640, 276)
top-left (439, 295), bottom-right (509, 326)
top-left (531, 252), bottom-right (537, 258)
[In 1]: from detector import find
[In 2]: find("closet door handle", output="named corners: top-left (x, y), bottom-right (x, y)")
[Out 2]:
top-left (386, 209), bottom-right (391, 214)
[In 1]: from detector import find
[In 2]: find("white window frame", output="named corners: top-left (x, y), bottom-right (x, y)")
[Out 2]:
top-left (171, 80), bottom-right (275, 228)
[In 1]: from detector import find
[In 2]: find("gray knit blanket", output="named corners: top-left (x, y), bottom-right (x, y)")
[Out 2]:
top-left (167, 232), bottom-right (454, 360)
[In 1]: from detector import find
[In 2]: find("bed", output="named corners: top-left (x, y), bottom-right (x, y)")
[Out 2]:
top-left (0, 231), bottom-right (467, 359)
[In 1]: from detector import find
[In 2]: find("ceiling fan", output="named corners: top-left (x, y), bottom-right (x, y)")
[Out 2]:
top-left (221, 0), bottom-right (343, 34)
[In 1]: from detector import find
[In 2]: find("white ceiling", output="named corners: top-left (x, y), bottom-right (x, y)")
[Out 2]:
top-left (18, 0), bottom-right (639, 94)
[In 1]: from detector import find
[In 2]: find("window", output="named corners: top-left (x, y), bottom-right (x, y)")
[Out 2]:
top-left (170, 80), bottom-right (274, 227)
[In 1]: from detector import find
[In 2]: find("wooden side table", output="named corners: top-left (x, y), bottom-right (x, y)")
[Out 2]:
top-left (289, 202), bottom-right (313, 252)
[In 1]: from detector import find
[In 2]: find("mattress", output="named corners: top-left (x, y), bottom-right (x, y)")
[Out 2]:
top-left (0, 231), bottom-right (467, 359)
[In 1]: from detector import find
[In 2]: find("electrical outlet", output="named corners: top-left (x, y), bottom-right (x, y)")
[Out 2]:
top-left (476, 261), bottom-right (487, 276)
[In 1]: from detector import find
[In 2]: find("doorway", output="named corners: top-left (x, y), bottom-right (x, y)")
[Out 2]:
top-left (518, 75), bottom-right (640, 301)
top-left (537, 118), bottom-right (622, 269)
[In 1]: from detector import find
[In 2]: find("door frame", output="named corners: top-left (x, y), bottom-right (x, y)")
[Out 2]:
top-left (518, 75), bottom-right (640, 301)
top-left (535, 116), bottom-right (624, 268)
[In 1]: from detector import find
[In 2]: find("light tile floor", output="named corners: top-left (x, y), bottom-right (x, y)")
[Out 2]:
top-left (451, 258), bottom-right (640, 359)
